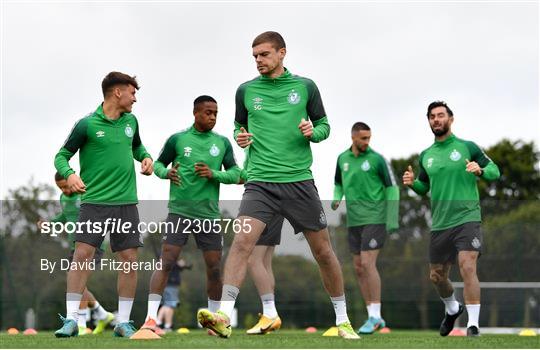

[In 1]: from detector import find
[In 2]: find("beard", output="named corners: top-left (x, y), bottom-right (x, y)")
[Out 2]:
top-left (431, 123), bottom-right (450, 137)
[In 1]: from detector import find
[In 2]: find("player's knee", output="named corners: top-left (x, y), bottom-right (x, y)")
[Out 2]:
top-left (459, 261), bottom-right (476, 278)
top-left (353, 260), bottom-right (365, 276)
top-left (73, 247), bottom-right (94, 262)
top-left (429, 270), bottom-right (443, 284)
top-left (232, 239), bottom-right (253, 257)
top-left (313, 246), bottom-right (334, 264)
top-left (161, 258), bottom-right (177, 272)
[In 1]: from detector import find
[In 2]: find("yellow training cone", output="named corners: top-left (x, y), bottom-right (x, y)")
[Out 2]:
top-left (322, 326), bottom-right (339, 336)
top-left (130, 329), bottom-right (161, 340)
top-left (519, 329), bottom-right (537, 336)
top-left (177, 327), bottom-right (190, 334)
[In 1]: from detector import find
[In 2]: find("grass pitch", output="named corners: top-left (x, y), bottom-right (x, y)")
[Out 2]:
top-left (1, 329), bottom-right (538, 348)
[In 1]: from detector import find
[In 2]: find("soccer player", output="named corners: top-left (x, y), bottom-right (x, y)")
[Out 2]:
top-left (140, 95), bottom-right (241, 333)
top-left (53, 72), bottom-right (153, 338)
top-left (37, 172), bottom-right (114, 335)
top-left (197, 31), bottom-right (359, 340)
top-left (402, 101), bottom-right (500, 337)
top-left (332, 122), bottom-right (399, 334)
top-left (240, 159), bottom-right (285, 335)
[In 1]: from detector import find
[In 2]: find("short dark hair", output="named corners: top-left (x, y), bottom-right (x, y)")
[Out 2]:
top-left (101, 72), bottom-right (139, 98)
top-left (427, 101), bottom-right (453, 118)
top-left (351, 122), bottom-right (371, 133)
top-left (252, 31), bottom-right (286, 50)
top-left (193, 95), bottom-right (217, 110)
top-left (55, 172), bottom-right (64, 182)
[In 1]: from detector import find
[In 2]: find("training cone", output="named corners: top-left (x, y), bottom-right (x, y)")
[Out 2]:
top-left (130, 329), bottom-right (161, 340)
top-left (379, 327), bottom-right (391, 334)
top-left (305, 326), bottom-right (317, 333)
top-left (519, 329), bottom-right (537, 336)
top-left (23, 328), bottom-right (37, 335)
top-left (449, 328), bottom-right (465, 336)
top-left (7, 328), bottom-right (19, 335)
top-left (322, 326), bottom-right (339, 336)
top-left (177, 327), bottom-right (190, 334)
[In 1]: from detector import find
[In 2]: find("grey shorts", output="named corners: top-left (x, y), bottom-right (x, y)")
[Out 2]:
top-left (75, 204), bottom-right (142, 253)
top-left (430, 222), bottom-right (483, 264)
top-left (238, 180), bottom-right (327, 234)
top-left (256, 215), bottom-right (284, 246)
top-left (162, 214), bottom-right (223, 251)
top-left (162, 285), bottom-right (179, 308)
top-left (347, 224), bottom-right (386, 254)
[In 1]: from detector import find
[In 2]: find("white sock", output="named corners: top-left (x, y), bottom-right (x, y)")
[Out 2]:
top-left (164, 322), bottom-right (172, 329)
top-left (208, 299), bottom-right (220, 313)
top-left (66, 293), bottom-right (82, 321)
top-left (146, 294), bottom-right (162, 321)
top-left (466, 304), bottom-right (481, 328)
top-left (219, 284), bottom-right (239, 319)
top-left (90, 301), bottom-right (109, 320)
top-left (371, 303), bottom-right (382, 319)
top-left (330, 295), bottom-right (350, 326)
top-left (261, 293), bottom-right (278, 318)
top-left (77, 309), bottom-right (87, 328)
top-left (117, 297), bottom-right (134, 323)
top-left (441, 293), bottom-right (460, 315)
top-left (366, 304), bottom-right (373, 318)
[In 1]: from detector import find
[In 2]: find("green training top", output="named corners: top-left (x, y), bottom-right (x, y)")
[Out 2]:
top-left (410, 134), bottom-right (500, 231)
top-left (51, 193), bottom-right (105, 250)
top-left (54, 104), bottom-right (152, 205)
top-left (154, 125), bottom-right (240, 219)
top-left (234, 68), bottom-right (330, 183)
top-left (334, 147), bottom-right (399, 230)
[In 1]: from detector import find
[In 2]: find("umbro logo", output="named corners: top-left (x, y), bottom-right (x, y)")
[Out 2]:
top-left (96, 131), bottom-right (105, 138)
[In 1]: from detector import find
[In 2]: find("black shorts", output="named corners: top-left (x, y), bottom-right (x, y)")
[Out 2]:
top-left (238, 180), bottom-right (327, 234)
top-left (75, 204), bottom-right (143, 253)
top-left (162, 214), bottom-right (223, 251)
top-left (68, 247), bottom-right (104, 263)
top-left (430, 222), bottom-right (483, 264)
top-left (256, 215), bottom-right (284, 246)
top-left (347, 224), bottom-right (386, 254)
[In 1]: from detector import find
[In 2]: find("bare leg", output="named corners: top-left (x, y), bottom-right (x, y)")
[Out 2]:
top-left (429, 263), bottom-right (453, 297)
top-left (67, 242), bottom-right (96, 294)
top-left (360, 250), bottom-right (381, 303)
top-left (149, 244), bottom-right (183, 295)
top-left (116, 248), bottom-right (139, 298)
top-left (458, 251), bottom-right (480, 304)
top-left (248, 246), bottom-right (274, 296)
top-left (303, 229), bottom-right (344, 297)
top-left (353, 254), bottom-right (372, 304)
top-left (222, 217), bottom-right (266, 288)
top-left (80, 288), bottom-right (97, 309)
top-left (202, 250), bottom-right (223, 301)
top-left (161, 306), bottom-right (174, 328)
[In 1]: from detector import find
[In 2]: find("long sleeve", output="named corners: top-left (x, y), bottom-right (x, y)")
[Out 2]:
top-left (50, 212), bottom-right (67, 223)
top-left (154, 134), bottom-right (178, 179)
top-left (385, 186), bottom-right (399, 232)
top-left (132, 118), bottom-right (152, 162)
top-left (310, 117), bottom-right (330, 143)
top-left (54, 118), bottom-right (88, 179)
top-left (465, 141), bottom-right (500, 181)
top-left (333, 159), bottom-right (344, 201)
top-left (212, 138), bottom-right (241, 184)
top-left (377, 155), bottom-right (399, 231)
